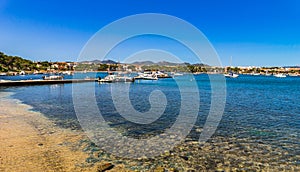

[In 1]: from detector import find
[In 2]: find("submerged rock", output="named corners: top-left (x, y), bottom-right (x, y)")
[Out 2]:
top-left (179, 155), bottom-right (189, 161)
top-left (97, 162), bottom-right (114, 172)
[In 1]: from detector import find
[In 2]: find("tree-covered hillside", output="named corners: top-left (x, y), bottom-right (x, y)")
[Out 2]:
top-left (0, 52), bottom-right (36, 72)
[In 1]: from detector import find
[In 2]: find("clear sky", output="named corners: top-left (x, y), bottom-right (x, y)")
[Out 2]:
top-left (0, 0), bottom-right (299, 66)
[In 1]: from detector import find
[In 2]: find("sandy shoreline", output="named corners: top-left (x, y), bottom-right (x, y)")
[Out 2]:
top-left (0, 92), bottom-right (119, 172)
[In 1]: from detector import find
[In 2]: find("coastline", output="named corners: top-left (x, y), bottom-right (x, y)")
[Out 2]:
top-left (0, 92), bottom-right (121, 172)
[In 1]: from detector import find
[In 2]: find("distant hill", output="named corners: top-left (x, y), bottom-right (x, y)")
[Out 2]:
top-left (80, 59), bottom-right (118, 64)
top-left (193, 63), bottom-right (210, 67)
top-left (101, 60), bottom-right (118, 64)
top-left (283, 66), bottom-right (300, 68)
top-left (157, 61), bottom-right (184, 66)
top-left (131, 61), bottom-right (155, 66)
top-left (131, 61), bottom-right (186, 66)
top-left (131, 60), bottom-right (208, 67)
top-left (79, 59), bottom-right (210, 67)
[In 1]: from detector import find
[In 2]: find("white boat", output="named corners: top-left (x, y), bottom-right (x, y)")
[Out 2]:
top-left (224, 72), bottom-right (239, 78)
top-left (99, 75), bottom-right (116, 82)
top-left (135, 71), bottom-right (158, 80)
top-left (135, 75), bottom-right (158, 80)
top-left (265, 72), bottom-right (272, 76)
top-left (274, 74), bottom-right (286, 78)
top-left (99, 74), bottom-right (134, 83)
top-left (43, 75), bottom-right (64, 80)
top-left (115, 76), bottom-right (135, 82)
top-left (224, 56), bottom-right (239, 78)
top-left (154, 71), bottom-right (172, 78)
top-left (141, 75), bottom-right (158, 80)
top-left (19, 71), bottom-right (26, 75)
top-left (288, 73), bottom-right (298, 77)
top-left (0, 73), bottom-right (7, 76)
top-left (62, 71), bottom-right (73, 75)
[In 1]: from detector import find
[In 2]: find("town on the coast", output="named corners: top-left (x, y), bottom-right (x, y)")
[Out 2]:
top-left (1, 52), bottom-right (299, 79)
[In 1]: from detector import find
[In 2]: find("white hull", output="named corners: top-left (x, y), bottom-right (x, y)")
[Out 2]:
top-left (99, 75), bottom-right (135, 83)
top-left (43, 75), bottom-right (64, 80)
top-left (134, 76), bottom-right (158, 80)
top-left (224, 73), bottom-right (239, 78)
top-left (274, 74), bottom-right (286, 78)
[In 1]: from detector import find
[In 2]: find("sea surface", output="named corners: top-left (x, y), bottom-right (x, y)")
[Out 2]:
top-left (1, 73), bottom-right (299, 170)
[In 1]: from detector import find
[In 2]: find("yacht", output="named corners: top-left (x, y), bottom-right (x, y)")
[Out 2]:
top-left (154, 71), bottom-right (172, 78)
top-left (274, 73), bottom-right (286, 78)
top-left (134, 71), bottom-right (158, 80)
top-left (43, 75), bottom-right (64, 80)
top-left (99, 73), bottom-right (134, 83)
top-left (224, 56), bottom-right (239, 78)
top-left (288, 73), bottom-right (298, 77)
top-left (224, 72), bottom-right (239, 78)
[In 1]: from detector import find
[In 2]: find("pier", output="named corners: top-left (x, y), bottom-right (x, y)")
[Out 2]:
top-left (0, 79), bottom-right (97, 86)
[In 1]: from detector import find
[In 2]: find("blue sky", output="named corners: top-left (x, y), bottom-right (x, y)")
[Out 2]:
top-left (0, 0), bottom-right (299, 66)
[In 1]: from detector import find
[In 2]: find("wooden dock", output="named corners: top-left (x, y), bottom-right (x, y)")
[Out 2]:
top-left (0, 79), bottom-right (98, 86)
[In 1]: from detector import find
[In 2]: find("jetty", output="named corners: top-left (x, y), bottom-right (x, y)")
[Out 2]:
top-left (0, 78), bottom-right (97, 86)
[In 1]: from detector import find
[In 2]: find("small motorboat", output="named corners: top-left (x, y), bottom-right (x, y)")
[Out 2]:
top-left (43, 75), bottom-right (64, 80)
top-left (224, 72), bottom-right (239, 78)
top-left (154, 71), bottom-right (172, 78)
top-left (274, 74), bottom-right (286, 78)
top-left (288, 73), bottom-right (298, 77)
top-left (99, 74), bottom-right (134, 83)
top-left (62, 71), bottom-right (74, 75)
top-left (19, 71), bottom-right (26, 75)
top-left (134, 71), bottom-right (159, 80)
top-left (134, 75), bottom-right (158, 80)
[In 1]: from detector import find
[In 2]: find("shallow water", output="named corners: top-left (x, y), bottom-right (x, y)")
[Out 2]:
top-left (1, 73), bottom-right (300, 170)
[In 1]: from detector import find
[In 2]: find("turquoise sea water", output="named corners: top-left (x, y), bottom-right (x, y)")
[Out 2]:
top-left (1, 73), bottom-right (299, 168)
